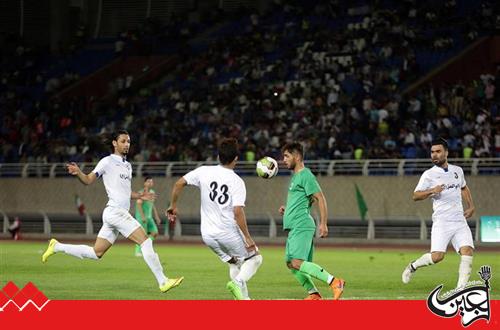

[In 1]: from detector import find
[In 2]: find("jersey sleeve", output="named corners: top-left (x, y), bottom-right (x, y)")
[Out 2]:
top-left (460, 167), bottom-right (467, 188)
top-left (303, 171), bottom-right (322, 196)
top-left (183, 166), bottom-right (203, 187)
top-left (414, 171), bottom-right (430, 192)
top-left (92, 158), bottom-right (108, 178)
top-left (232, 178), bottom-right (246, 207)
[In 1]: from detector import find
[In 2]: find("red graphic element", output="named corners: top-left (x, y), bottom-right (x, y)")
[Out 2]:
top-left (0, 281), bottom-right (50, 311)
top-left (0, 300), bottom-right (497, 329)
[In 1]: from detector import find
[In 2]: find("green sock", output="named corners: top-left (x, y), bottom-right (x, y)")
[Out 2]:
top-left (135, 244), bottom-right (141, 254)
top-left (291, 269), bottom-right (318, 293)
top-left (299, 261), bottom-right (333, 284)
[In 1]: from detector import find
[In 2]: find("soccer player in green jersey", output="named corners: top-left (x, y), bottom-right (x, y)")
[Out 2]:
top-left (134, 176), bottom-right (162, 256)
top-left (279, 142), bottom-right (345, 300)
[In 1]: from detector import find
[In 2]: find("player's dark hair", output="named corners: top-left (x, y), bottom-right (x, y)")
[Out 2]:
top-left (282, 142), bottom-right (304, 159)
top-left (106, 129), bottom-right (129, 152)
top-left (144, 176), bottom-right (153, 182)
top-left (432, 137), bottom-right (448, 150)
top-left (218, 138), bottom-right (239, 165)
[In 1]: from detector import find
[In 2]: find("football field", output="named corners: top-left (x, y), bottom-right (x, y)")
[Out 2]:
top-left (1, 241), bottom-right (498, 300)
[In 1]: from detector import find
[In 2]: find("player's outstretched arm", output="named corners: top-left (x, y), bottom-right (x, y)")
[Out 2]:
top-left (66, 162), bottom-right (97, 185)
top-left (234, 206), bottom-right (256, 251)
top-left (461, 185), bottom-right (475, 218)
top-left (165, 177), bottom-right (187, 222)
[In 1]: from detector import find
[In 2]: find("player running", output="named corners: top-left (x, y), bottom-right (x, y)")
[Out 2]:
top-left (402, 138), bottom-right (476, 289)
top-left (42, 130), bottom-right (183, 293)
top-left (166, 138), bottom-right (262, 300)
top-left (279, 142), bottom-right (345, 300)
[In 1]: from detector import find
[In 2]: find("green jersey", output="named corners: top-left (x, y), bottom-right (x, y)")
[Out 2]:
top-left (135, 189), bottom-right (154, 221)
top-left (283, 168), bottom-right (322, 230)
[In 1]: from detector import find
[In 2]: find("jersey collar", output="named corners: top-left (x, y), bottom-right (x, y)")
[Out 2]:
top-left (110, 154), bottom-right (127, 162)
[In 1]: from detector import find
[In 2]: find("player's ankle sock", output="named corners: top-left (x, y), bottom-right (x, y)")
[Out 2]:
top-left (235, 255), bottom-right (263, 282)
top-left (298, 261), bottom-right (333, 284)
top-left (291, 269), bottom-right (318, 293)
top-left (457, 255), bottom-right (473, 288)
top-left (140, 238), bottom-right (168, 286)
top-left (411, 253), bottom-right (434, 270)
top-left (54, 242), bottom-right (98, 260)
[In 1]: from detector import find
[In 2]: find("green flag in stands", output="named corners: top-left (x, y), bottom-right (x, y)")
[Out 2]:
top-left (355, 184), bottom-right (368, 221)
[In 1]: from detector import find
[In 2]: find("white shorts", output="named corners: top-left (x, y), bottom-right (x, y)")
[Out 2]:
top-left (202, 230), bottom-right (255, 263)
top-left (431, 220), bottom-right (474, 253)
top-left (97, 206), bottom-right (141, 244)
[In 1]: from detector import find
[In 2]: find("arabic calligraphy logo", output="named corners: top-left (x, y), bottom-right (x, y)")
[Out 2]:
top-left (427, 265), bottom-right (491, 327)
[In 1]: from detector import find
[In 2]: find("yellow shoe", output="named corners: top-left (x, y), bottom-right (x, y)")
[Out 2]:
top-left (42, 238), bottom-right (58, 263)
top-left (160, 277), bottom-right (184, 293)
top-left (330, 278), bottom-right (345, 300)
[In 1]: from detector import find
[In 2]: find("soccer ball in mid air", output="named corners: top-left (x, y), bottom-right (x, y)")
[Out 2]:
top-left (256, 157), bottom-right (279, 179)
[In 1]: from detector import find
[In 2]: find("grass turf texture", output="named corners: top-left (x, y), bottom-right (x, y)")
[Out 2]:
top-left (1, 241), bottom-right (498, 300)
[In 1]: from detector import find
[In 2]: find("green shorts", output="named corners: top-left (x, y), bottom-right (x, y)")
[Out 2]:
top-left (136, 217), bottom-right (158, 234)
top-left (285, 228), bottom-right (315, 263)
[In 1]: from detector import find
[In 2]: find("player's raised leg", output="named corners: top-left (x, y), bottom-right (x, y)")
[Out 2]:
top-left (229, 254), bottom-right (263, 299)
top-left (42, 238), bottom-right (110, 262)
top-left (456, 246), bottom-right (474, 288)
top-left (127, 226), bottom-right (183, 293)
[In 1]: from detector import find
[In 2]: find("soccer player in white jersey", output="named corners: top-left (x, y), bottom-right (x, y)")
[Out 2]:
top-left (41, 130), bottom-right (183, 293)
top-left (166, 138), bottom-right (262, 300)
top-left (402, 138), bottom-right (476, 289)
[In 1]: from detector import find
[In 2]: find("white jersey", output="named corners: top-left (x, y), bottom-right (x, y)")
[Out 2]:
top-left (414, 163), bottom-right (466, 223)
top-left (92, 154), bottom-right (132, 210)
top-left (184, 165), bottom-right (246, 236)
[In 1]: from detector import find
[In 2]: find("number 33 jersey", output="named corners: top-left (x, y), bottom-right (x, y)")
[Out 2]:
top-left (184, 165), bottom-right (246, 236)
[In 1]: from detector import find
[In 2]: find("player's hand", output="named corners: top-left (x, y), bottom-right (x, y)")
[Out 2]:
top-left (245, 237), bottom-right (257, 252)
top-left (279, 205), bottom-right (285, 216)
top-left (155, 217), bottom-right (161, 225)
top-left (319, 223), bottom-right (328, 238)
top-left (165, 206), bottom-right (177, 222)
top-left (464, 207), bottom-right (475, 219)
top-left (431, 184), bottom-right (444, 195)
top-left (141, 191), bottom-right (157, 201)
top-left (66, 162), bottom-right (80, 176)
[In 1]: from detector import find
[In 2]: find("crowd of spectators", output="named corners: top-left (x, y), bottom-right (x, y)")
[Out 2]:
top-left (1, 0), bottom-right (500, 163)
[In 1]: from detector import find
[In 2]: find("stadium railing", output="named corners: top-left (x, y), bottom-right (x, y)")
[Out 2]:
top-left (0, 210), bottom-right (481, 243)
top-left (1, 158), bottom-right (500, 177)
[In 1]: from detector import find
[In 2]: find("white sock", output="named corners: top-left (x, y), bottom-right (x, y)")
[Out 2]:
top-left (411, 253), bottom-right (434, 270)
top-left (54, 242), bottom-right (98, 260)
top-left (457, 255), bottom-right (473, 288)
top-left (229, 263), bottom-right (241, 281)
top-left (235, 255), bottom-right (263, 282)
top-left (141, 238), bottom-right (168, 286)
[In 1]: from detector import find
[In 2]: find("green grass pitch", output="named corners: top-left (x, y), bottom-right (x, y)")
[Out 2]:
top-left (0, 241), bottom-right (498, 300)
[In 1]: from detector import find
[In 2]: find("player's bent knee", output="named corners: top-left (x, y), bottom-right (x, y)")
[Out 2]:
top-left (431, 252), bottom-right (445, 263)
top-left (460, 246), bottom-right (474, 256)
top-left (290, 259), bottom-right (303, 270)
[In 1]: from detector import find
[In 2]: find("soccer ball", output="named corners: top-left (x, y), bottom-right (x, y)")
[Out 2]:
top-left (256, 157), bottom-right (279, 179)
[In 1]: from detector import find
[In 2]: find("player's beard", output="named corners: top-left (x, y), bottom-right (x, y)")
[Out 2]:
top-left (432, 157), bottom-right (446, 166)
